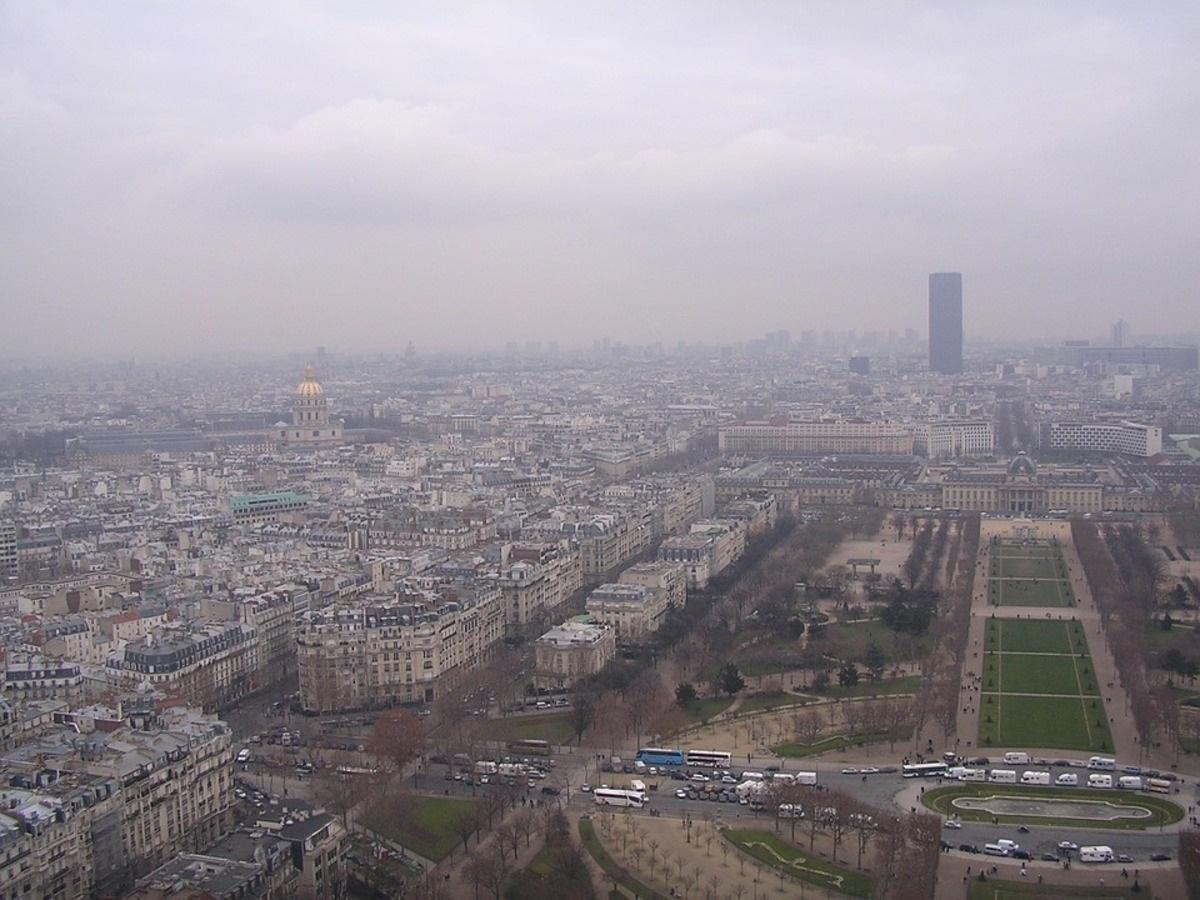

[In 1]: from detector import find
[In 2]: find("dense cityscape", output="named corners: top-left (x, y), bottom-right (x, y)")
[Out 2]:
top-left (5, 4), bottom-right (1199, 899)
top-left (2, 292), bottom-right (1200, 898)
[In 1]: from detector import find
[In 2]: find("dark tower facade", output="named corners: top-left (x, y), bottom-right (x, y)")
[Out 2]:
top-left (928, 272), bottom-right (963, 374)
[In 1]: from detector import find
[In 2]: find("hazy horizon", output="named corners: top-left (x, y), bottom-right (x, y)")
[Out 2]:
top-left (3, 2), bottom-right (1198, 359)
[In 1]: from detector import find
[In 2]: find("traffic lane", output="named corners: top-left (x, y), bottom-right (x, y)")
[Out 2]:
top-left (943, 821), bottom-right (1177, 862)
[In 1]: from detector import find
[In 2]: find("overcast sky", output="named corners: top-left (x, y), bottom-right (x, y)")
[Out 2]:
top-left (2, 2), bottom-right (1197, 358)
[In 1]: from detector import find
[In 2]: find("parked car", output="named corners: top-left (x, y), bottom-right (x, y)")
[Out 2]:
top-left (1150, 853), bottom-right (1172, 862)
top-left (841, 767), bottom-right (859, 775)
top-left (958, 844), bottom-right (980, 854)
top-left (1118, 854), bottom-right (1134, 863)
top-left (579, 784), bottom-right (591, 792)
top-left (675, 789), bottom-right (688, 799)
top-left (943, 820), bottom-right (963, 830)
top-left (540, 786), bottom-right (560, 796)
top-left (1058, 842), bottom-right (1079, 852)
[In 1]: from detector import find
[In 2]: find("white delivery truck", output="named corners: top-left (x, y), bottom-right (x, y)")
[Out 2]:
top-left (1020, 771), bottom-right (1050, 785)
top-left (1118, 776), bottom-right (1143, 790)
top-left (1056, 773), bottom-right (1079, 786)
top-left (1080, 846), bottom-right (1114, 863)
top-left (1003, 752), bottom-right (1031, 765)
top-left (988, 769), bottom-right (1017, 784)
top-left (1088, 773), bottom-right (1113, 788)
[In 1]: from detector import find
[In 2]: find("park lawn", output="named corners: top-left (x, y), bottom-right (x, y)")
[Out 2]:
top-left (966, 877), bottom-right (1137, 899)
top-left (992, 552), bottom-right (1066, 581)
top-left (681, 696), bottom-right (736, 723)
top-left (817, 620), bottom-right (928, 663)
top-left (813, 675), bottom-right (922, 699)
top-left (985, 619), bottom-right (1082, 655)
top-left (979, 694), bottom-right (1112, 752)
top-left (993, 653), bottom-right (1100, 695)
top-left (990, 577), bottom-right (1075, 607)
top-left (723, 829), bottom-right (872, 898)
top-left (478, 712), bottom-right (575, 745)
top-left (360, 795), bottom-right (480, 861)
top-left (735, 690), bottom-right (811, 716)
top-left (922, 784), bottom-right (1182, 831)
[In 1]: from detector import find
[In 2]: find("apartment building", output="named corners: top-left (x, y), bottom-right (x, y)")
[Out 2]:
top-left (585, 583), bottom-right (669, 643)
top-left (718, 420), bottom-right (914, 455)
top-left (911, 421), bottom-right (995, 459)
top-left (296, 581), bottom-right (504, 713)
top-left (0, 705), bottom-right (236, 892)
top-left (533, 622), bottom-right (616, 691)
top-left (1046, 421), bottom-right (1163, 458)
top-left (720, 491), bottom-right (778, 536)
top-left (3, 656), bottom-right (84, 703)
top-left (106, 623), bottom-right (259, 711)
top-left (201, 590), bottom-right (298, 687)
top-left (573, 509), bottom-right (656, 581)
top-left (498, 541), bottom-right (584, 636)
top-left (617, 561), bottom-right (687, 609)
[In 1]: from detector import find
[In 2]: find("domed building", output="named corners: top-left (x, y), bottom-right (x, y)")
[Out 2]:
top-left (277, 364), bottom-right (344, 445)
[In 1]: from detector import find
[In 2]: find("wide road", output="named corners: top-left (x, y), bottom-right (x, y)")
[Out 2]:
top-left (413, 760), bottom-right (1196, 866)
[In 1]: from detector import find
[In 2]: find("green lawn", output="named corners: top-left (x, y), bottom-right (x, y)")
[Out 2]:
top-left (723, 829), bottom-right (872, 898)
top-left (735, 690), bottom-right (812, 716)
top-left (922, 784), bottom-right (1183, 831)
top-left (478, 712), bottom-right (576, 745)
top-left (979, 694), bottom-right (1112, 752)
top-left (984, 619), bottom-right (1083, 655)
top-left (989, 577), bottom-right (1075, 607)
top-left (816, 620), bottom-right (928, 663)
top-left (992, 654), bottom-right (1099, 695)
top-left (578, 817), bottom-right (667, 900)
top-left (360, 795), bottom-right (480, 861)
top-left (680, 696), bottom-right (736, 723)
top-left (814, 675), bottom-right (922, 699)
top-left (991, 552), bottom-right (1067, 581)
top-left (967, 878), bottom-right (1138, 899)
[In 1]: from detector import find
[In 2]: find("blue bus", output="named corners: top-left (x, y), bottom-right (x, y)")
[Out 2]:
top-left (636, 747), bottom-right (685, 767)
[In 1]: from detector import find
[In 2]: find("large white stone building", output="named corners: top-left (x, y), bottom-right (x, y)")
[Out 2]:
top-left (1046, 421), bottom-right (1162, 458)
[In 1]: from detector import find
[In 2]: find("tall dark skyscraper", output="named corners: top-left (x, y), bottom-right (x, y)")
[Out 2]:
top-left (928, 272), bottom-right (963, 374)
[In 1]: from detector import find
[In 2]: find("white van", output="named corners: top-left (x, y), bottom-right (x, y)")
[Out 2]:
top-left (1020, 770), bottom-right (1050, 785)
top-left (1117, 776), bottom-right (1143, 790)
top-left (1088, 774), bottom-right (1113, 789)
top-left (236, 748), bottom-right (251, 763)
top-left (630, 780), bottom-right (647, 795)
top-left (1087, 756), bottom-right (1116, 771)
top-left (983, 839), bottom-right (1018, 857)
top-left (988, 769), bottom-right (1017, 784)
top-left (1080, 846), bottom-right (1114, 863)
top-left (1004, 752), bottom-right (1031, 765)
top-left (1056, 773), bottom-right (1078, 786)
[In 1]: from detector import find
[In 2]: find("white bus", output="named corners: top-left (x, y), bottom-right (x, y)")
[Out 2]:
top-left (1087, 756), bottom-right (1116, 771)
top-left (988, 769), bottom-right (1017, 784)
top-left (593, 788), bottom-right (646, 809)
top-left (1080, 846), bottom-right (1114, 863)
top-left (1146, 778), bottom-right (1171, 794)
top-left (686, 749), bottom-right (733, 768)
top-left (901, 762), bottom-right (948, 778)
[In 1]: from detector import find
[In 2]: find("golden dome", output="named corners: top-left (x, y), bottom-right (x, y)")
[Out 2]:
top-left (296, 363), bottom-right (324, 398)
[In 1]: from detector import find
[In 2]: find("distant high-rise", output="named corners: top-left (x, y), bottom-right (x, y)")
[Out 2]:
top-left (928, 272), bottom-right (963, 374)
top-left (1110, 319), bottom-right (1130, 347)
